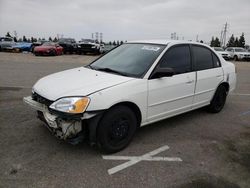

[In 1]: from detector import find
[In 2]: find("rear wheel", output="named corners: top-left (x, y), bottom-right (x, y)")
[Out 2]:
top-left (97, 105), bottom-right (137, 153)
top-left (207, 85), bottom-right (227, 113)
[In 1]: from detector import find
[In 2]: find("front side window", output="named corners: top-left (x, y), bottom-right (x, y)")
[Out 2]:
top-left (159, 45), bottom-right (191, 74)
top-left (193, 45), bottom-right (213, 71)
top-left (91, 43), bottom-right (165, 78)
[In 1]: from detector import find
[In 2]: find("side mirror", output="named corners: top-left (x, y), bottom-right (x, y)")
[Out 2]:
top-left (150, 67), bottom-right (175, 79)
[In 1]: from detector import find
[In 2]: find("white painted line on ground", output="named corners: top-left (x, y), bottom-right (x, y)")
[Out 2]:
top-left (102, 145), bottom-right (182, 175)
top-left (230, 93), bottom-right (250, 96)
top-left (239, 110), bottom-right (250, 116)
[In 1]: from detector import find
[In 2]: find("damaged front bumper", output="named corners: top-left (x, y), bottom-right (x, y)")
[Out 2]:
top-left (23, 96), bottom-right (97, 144)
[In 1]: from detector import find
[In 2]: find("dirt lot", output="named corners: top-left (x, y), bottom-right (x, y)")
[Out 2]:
top-left (0, 52), bottom-right (249, 188)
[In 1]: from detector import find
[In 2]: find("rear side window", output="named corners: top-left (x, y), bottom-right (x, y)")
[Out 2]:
top-left (159, 45), bottom-right (191, 74)
top-left (212, 53), bottom-right (221, 68)
top-left (193, 45), bottom-right (213, 71)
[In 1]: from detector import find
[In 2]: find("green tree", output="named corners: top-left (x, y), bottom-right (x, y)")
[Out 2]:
top-left (23, 36), bottom-right (27, 42)
top-left (117, 40), bottom-right (120, 45)
top-left (109, 41), bottom-right (112, 45)
top-left (53, 37), bottom-right (58, 42)
top-left (235, 37), bottom-right (239, 47)
top-left (238, 33), bottom-right (245, 48)
top-left (49, 37), bottom-right (52, 41)
top-left (210, 37), bottom-right (215, 47)
top-left (6, 32), bottom-right (12, 37)
top-left (13, 37), bottom-right (17, 42)
top-left (214, 37), bottom-right (220, 47)
top-left (112, 41), bottom-right (116, 45)
top-left (120, 40), bottom-right (124, 45)
top-left (227, 34), bottom-right (235, 47)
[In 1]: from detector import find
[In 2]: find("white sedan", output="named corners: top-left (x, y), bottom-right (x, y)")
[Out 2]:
top-left (24, 40), bottom-right (236, 153)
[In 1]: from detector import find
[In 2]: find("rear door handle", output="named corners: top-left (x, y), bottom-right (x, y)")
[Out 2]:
top-left (186, 80), bottom-right (194, 84)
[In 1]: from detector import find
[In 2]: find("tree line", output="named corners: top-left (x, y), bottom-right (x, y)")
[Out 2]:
top-left (5, 32), bottom-right (59, 43)
top-left (210, 33), bottom-right (246, 48)
top-left (5, 32), bottom-right (125, 45)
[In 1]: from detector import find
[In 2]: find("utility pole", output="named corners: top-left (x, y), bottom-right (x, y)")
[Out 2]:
top-left (220, 30), bottom-right (223, 47)
top-left (14, 30), bottom-right (17, 38)
top-left (196, 35), bottom-right (199, 42)
top-left (95, 32), bottom-right (99, 43)
top-left (221, 22), bottom-right (228, 48)
top-left (100, 33), bottom-right (103, 43)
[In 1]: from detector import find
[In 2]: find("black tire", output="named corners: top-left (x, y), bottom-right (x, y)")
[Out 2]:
top-left (233, 55), bottom-right (238, 61)
top-left (97, 105), bottom-right (137, 153)
top-left (207, 85), bottom-right (227, 113)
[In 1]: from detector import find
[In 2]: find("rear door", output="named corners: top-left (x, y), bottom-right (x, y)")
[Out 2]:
top-left (147, 44), bottom-right (195, 122)
top-left (192, 45), bottom-right (224, 108)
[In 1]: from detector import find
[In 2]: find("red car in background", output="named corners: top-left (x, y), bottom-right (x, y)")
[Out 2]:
top-left (33, 42), bottom-right (63, 56)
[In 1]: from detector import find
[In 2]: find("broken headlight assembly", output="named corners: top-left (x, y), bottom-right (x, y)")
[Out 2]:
top-left (49, 97), bottom-right (90, 114)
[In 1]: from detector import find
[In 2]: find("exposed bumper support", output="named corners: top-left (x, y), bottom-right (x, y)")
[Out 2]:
top-left (23, 96), bottom-right (84, 142)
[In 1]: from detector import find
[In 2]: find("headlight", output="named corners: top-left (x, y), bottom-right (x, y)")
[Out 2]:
top-left (49, 97), bottom-right (90, 114)
top-left (91, 45), bottom-right (97, 48)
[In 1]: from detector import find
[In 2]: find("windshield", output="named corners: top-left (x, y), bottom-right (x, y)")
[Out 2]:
top-left (81, 39), bottom-right (95, 43)
top-left (214, 47), bottom-right (223, 51)
top-left (235, 48), bottom-right (246, 52)
top-left (90, 43), bottom-right (165, 78)
top-left (59, 38), bottom-right (75, 43)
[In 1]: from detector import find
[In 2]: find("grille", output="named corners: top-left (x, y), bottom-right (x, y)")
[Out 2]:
top-left (80, 44), bottom-right (93, 49)
top-left (32, 92), bottom-right (53, 106)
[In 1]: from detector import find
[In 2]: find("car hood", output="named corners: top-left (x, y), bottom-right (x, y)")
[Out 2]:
top-left (13, 42), bottom-right (32, 48)
top-left (33, 67), bottom-right (134, 101)
top-left (237, 52), bottom-right (250, 55)
top-left (35, 46), bottom-right (55, 50)
top-left (217, 51), bottom-right (229, 55)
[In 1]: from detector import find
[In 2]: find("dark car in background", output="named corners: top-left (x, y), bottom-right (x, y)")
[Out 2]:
top-left (33, 42), bottom-right (63, 56)
top-left (58, 38), bottom-right (77, 54)
top-left (77, 39), bottom-right (103, 55)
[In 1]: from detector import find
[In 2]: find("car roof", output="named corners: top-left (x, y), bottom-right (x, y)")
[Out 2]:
top-left (127, 39), bottom-right (208, 46)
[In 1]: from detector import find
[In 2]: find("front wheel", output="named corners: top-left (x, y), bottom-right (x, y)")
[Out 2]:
top-left (207, 85), bottom-right (227, 113)
top-left (97, 106), bottom-right (137, 153)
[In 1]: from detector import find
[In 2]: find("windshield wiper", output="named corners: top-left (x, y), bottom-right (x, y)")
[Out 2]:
top-left (96, 67), bottom-right (128, 76)
top-left (86, 64), bottom-right (94, 69)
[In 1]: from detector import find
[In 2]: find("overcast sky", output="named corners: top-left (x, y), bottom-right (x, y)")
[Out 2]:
top-left (0, 0), bottom-right (249, 44)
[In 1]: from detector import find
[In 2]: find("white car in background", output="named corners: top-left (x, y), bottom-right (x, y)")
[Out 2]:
top-left (213, 47), bottom-right (231, 60)
top-left (24, 40), bottom-right (236, 153)
top-left (0, 37), bottom-right (16, 51)
top-left (225, 47), bottom-right (250, 61)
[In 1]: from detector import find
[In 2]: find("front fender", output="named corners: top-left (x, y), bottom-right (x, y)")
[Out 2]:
top-left (86, 79), bottom-right (148, 124)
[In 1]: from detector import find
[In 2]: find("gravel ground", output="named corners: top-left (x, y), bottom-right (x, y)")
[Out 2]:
top-left (0, 52), bottom-right (249, 188)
